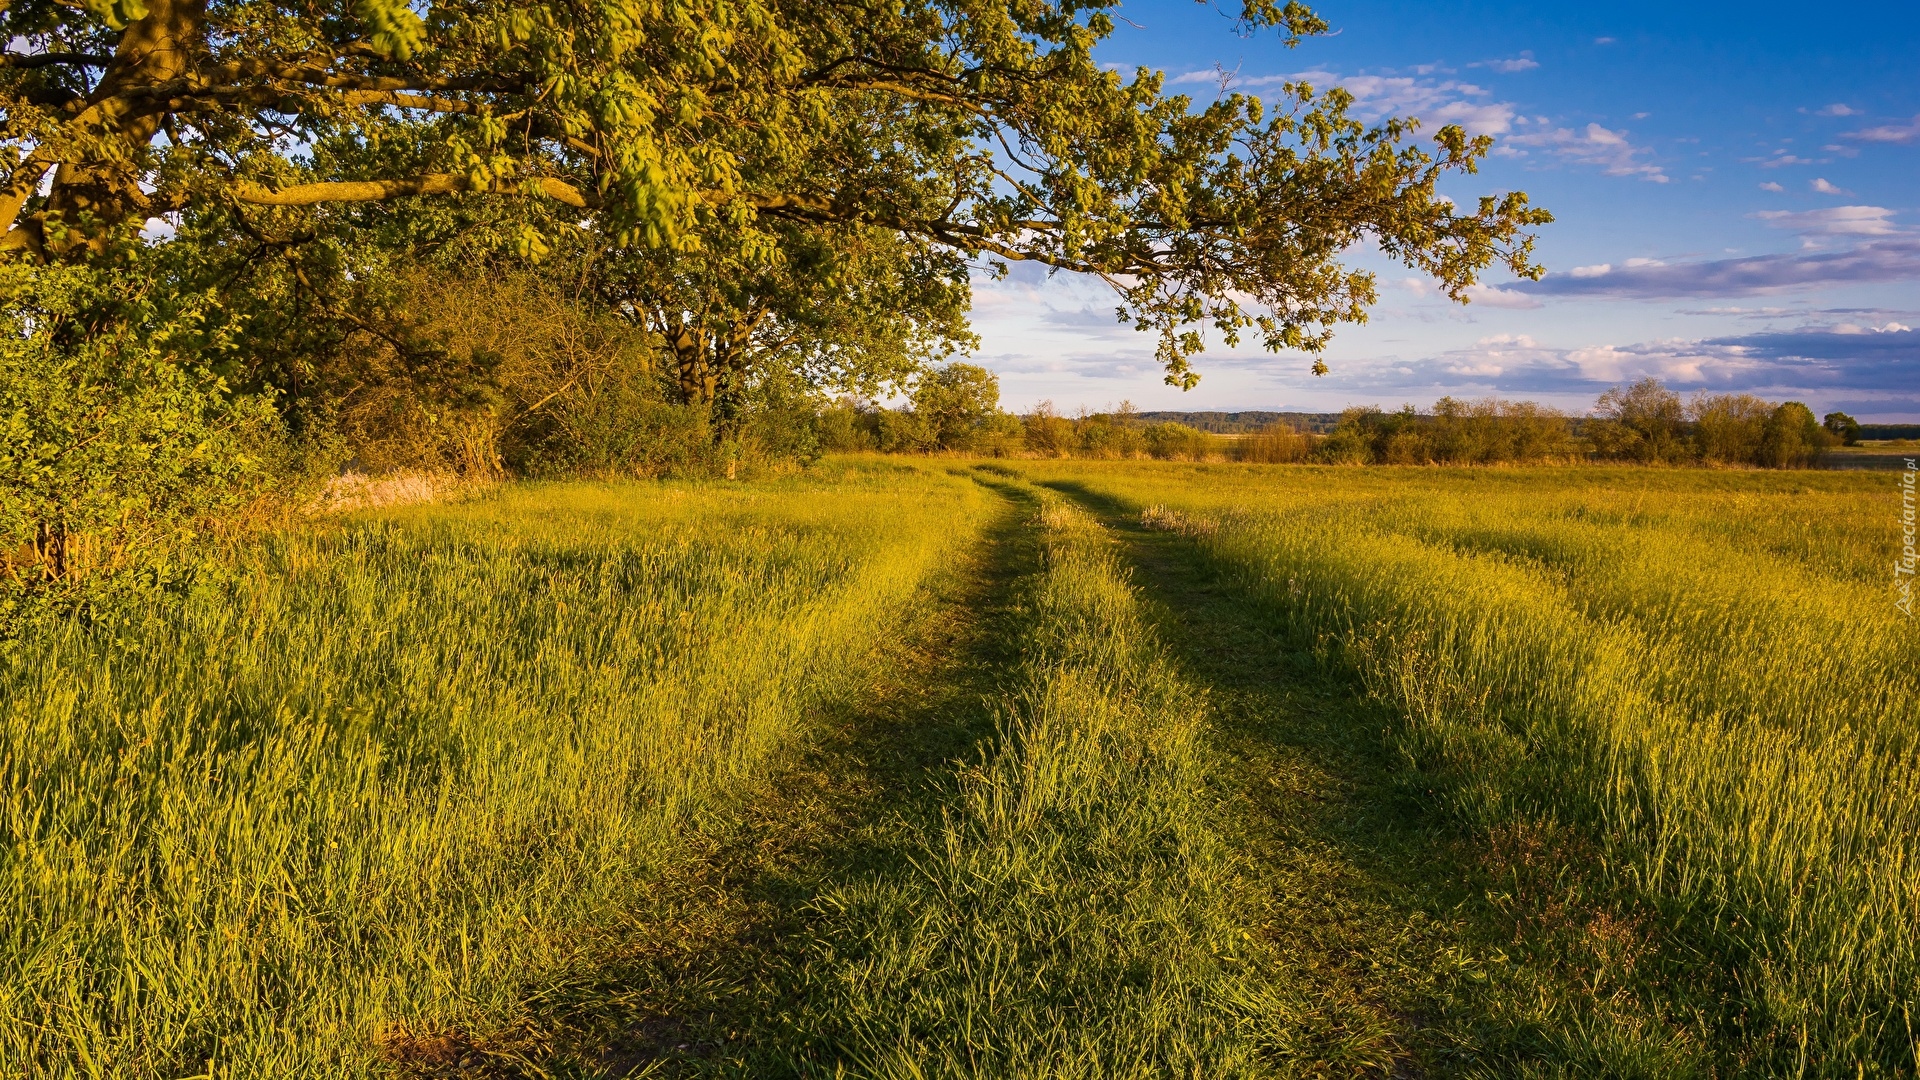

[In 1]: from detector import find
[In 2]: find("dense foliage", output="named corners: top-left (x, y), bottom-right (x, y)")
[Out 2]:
top-left (1, 0), bottom-right (1546, 378)
top-left (0, 256), bottom-right (291, 632)
top-left (1, 0), bottom-right (1564, 628)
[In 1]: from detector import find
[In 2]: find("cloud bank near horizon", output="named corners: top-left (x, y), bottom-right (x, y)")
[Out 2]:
top-left (1517, 235), bottom-right (1920, 299)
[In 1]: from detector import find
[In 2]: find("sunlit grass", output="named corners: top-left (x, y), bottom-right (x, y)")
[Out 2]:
top-left (1018, 461), bottom-right (1917, 1072)
top-left (11, 456), bottom-right (1912, 1075)
top-left (798, 488), bottom-right (1300, 1077)
top-left (0, 462), bottom-right (994, 1077)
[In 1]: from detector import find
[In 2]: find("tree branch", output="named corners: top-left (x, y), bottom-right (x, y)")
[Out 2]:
top-left (0, 52), bottom-right (113, 69)
top-left (229, 174), bottom-right (592, 208)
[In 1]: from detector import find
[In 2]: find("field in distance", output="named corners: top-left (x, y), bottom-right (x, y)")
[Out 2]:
top-left (1, 459), bottom-right (1912, 1078)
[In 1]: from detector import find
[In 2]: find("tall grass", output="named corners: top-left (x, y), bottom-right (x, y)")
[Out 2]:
top-left (802, 490), bottom-right (1295, 1077)
top-left (1022, 462), bottom-right (1918, 1072)
top-left (0, 464), bottom-right (993, 1077)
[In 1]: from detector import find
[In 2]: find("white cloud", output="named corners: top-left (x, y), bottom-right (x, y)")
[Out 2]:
top-left (1463, 284), bottom-right (1543, 308)
top-left (1810, 177), bottom-right (1851, 195)
top-left (1211, 68), bottom-right (1518, 137)
top-left (1752, 205), bottom-right (1900, 237)
top-left (1524, 236), bottom-right (1920, 299)
top-left (1749, 150), bottom-right (1819, 168)
top-left (1507, 123), bottom-right (1669, 182)
top-left (1759, 181), bottom-right (1784, 192)
top-left (1844, 114), bottom-right (1920, 144)
top-left (1594, 36), bottom-right (1617, 45)
top-left (1470, 53), bottom-right (1538, 74)
top-left (1319, 324), bottom-right (1920, 401)
top-left (1808, 104), bottom-right (1857, 117)
top-left (1327, 72), bottom-right (1515, 135)
top-left (1826, 321), bottom-right (1914, 335)
top-left (1569, 263), bottom-right (1612, 278)
top-left (1566, 342), bottom-right (1733, 384)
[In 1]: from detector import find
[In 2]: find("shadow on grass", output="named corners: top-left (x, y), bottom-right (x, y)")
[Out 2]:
top-left (1036, 478), bottom-right (1715, 1079)
top-left (416, 474), bottom-right (1046, 1079)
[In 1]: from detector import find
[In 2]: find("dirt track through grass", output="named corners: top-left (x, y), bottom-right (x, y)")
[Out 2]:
top-left (17, 464), bottom-right (1810, 1075)
top-left (495, 472), bottom-right (1701, 1078)
top-left (434, 475), bottom-right (1044, 1076)
top-left (1047, 479), bottom-right (1710, 1077)
top-left (1060, 483), bottom-right (1476, 1068)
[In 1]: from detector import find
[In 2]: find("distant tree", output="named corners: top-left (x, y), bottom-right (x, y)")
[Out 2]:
top-left (1022, 401), bottom-right (1075, 458)
top-left (1143, 422), bottom-right (1218, 461)
top-left (592, 218), bottom-right (973, 437)
top-left (1428, 396), bottom-right (1572, 464)
top-left (815, 397), bottom-right (877, 453)
top-left (1823, 411), bottom-right (1861, 446)
top-left (1589, 378), bottom-right (1687, 463)
top-left (912, 363), bottom-right (1001, 451)
top-left (1761, 402), bottom-right (1830, 468)
top-left (1690, 392), bottom-right (1772, 466)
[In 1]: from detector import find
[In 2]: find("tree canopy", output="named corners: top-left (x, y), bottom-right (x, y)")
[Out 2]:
top-left (1, 0), bottom-right (1550, 385)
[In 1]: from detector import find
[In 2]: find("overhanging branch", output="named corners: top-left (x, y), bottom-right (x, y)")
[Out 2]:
top-left (230, 174), bottom-right (592, 208)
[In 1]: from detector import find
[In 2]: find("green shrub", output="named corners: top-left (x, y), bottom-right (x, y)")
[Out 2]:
top-left (1022, 401), bottom-right (1075, 456)
top-left (1072, 409), bottom-right (1145, 458)
top-left (1143, 421), bottom-right (1216, 460)
top-left (1760, 401), bottom-right (1831, 468)
top-left (972, 411), bottom-right (1027, 456)
top-left (517, 375), bottom-right (715, 477)
top-left (0, 261), bottom-right (291, 636)
top-left (1823, 411), bottom-right (1861, 446)
top-left (869, 407), bottom-right (928, 452)
top-left (816, 398), bottom-right (877, 451)
top-left (911, 362), bottom-right (1001, 451)
top-left (1588, 378), bottom-right (1688, 463)
top-left (1688, 393), bottom-right (1771, 466)
top-left (1429, 397), bottom-right (1576, 463)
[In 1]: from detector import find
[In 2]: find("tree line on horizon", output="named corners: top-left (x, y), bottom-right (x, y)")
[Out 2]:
top-left (827, 368), bottom-right (1852, 469)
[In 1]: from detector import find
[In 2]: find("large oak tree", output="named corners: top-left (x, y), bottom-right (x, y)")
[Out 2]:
top-left (0, 0), bottom-right (1550, 382)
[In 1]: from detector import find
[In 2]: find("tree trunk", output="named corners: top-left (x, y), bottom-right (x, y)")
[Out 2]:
top-left (664, 315), bottom-right (716, 406)
top-left (708, 306), bottom-right (765, 441)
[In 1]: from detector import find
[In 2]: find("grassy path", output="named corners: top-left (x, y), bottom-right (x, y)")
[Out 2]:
top-left (1047, 480), bottom-right (1711, 1077)
top-left (438, 472), bottom-right (1695, 1078)
top-left (1075, 490), bottom-right (1474, 1068)
top-left (1066, 487), bottom-right (1480, 1070)
top-left (420, 475), bottom-right (1044, 1076)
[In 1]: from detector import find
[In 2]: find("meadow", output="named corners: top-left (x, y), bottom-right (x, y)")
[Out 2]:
top-left (0, 463), bottom-right (996, 1075)
top-left (1028, 461), bottom-right (1918, 1072)
top-left (2, 458), bottom-right (1914, 1077)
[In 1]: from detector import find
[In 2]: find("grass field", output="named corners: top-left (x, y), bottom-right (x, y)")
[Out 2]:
top-left (2, 459), bottom-right (1914, 1076)
top-left (0, 463), bottom-right (996, 1075)
top-left (1027, 461), bottom-right (1918, 1073)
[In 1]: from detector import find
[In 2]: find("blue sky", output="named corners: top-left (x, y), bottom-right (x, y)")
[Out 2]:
top-left (971, 0), bottom-right (1920, 419)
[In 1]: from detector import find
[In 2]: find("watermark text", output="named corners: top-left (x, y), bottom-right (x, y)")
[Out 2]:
top-left (1899, 458), bottom-right (1916, 617)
